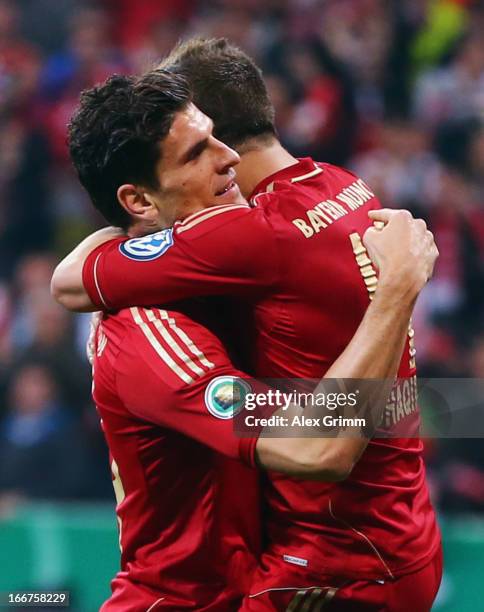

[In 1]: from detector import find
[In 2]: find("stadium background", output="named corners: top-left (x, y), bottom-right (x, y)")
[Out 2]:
top-left (0, 0), bottom-right (482, 609)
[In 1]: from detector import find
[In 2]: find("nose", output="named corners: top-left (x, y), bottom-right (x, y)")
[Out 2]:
top-left (213, 137), bottom-right (240, 173)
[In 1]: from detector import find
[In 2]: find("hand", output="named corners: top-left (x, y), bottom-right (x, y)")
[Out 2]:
top-left (363, 209), bottom-right (439, 299)
top-left (86, 312), bottom-right (103, 365)
top-left (51, 226), bottom-right (124, 312)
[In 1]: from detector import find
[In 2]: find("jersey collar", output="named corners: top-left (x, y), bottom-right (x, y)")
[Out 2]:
top-left (249, 157), bottom-right (322, 199)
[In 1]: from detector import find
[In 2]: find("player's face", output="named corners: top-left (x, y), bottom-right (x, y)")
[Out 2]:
top-left (148, 103), bottom-right (246, 224)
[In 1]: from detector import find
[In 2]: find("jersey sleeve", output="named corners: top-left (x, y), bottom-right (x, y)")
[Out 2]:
top-left (83, 205), bottom-right (280, 310)
top-left (113, 306), bottom-right (259, 467)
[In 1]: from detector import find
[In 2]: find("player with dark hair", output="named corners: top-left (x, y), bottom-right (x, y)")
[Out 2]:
top-left (68, 69), bottom-right (245, 233)
top-left (53, 40), bottom-right (441, 611)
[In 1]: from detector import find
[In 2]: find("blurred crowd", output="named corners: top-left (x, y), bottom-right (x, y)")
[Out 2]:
top-left (0, 0), bottom-right (482, 514)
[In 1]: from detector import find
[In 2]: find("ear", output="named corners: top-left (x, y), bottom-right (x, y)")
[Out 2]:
top-left (117, 184), bottom-right (157, 221)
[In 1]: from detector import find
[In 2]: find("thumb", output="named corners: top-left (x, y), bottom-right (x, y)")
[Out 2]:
top-left (362, 226), bottom-right (379, 249)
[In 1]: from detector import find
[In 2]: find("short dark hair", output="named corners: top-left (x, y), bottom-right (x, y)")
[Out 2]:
top-left (68, 71), bottom-right (192, 228)
top-left (158, 37), bottom-right (276, 149)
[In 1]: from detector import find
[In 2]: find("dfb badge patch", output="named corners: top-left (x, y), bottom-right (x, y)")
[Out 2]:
top-left (205, 376), bottom-right (252, 420)
top-left (119, 229), bottom-right (174, 261)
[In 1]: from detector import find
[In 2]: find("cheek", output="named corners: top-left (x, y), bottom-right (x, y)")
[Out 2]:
top-left (186, 167), bottom-right (212, 193)
top-left (162, 171), bottom-right (187, 193)
top-left (162, 164), bottom-right (212, 199)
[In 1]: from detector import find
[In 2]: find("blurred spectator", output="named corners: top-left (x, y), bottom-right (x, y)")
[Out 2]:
top-left (317, 0), bottom-right (392, 120)
top-left (468, 124), bottom-right (484, 192)
top-left (425, 168), bottom-right (483, 335)
top-left (0, 363), bottom-right (92, 501)
top-left (10, 253), bottom-right (59, 350)
top-left (18, 0), bottom-right (81, 55)
top-left (0, 120), bottom-right (52, 277)
top-left (15, 296), bottom-right (90, 410)
top-left (41, 6), bottom-right (127, 164)
top-left (126, 18), bottom-right (186, 74)
top-left (0, 1), bottom-right (50, 274)
top-left (428, 337), bottom-right (484, 514)
top-left (413, 31), bottom-right (484, 126)
top-left (410, 0), bottom-right (469, 73)
top-left (104, 0), bottom-right (195, 51)
top-left (279, 41), bottom-right (357, 163)
top-left (0, 0), bottom-right (41, 120)
top-left (351, 120), bottom-right (437, 208)
top-left (9, 255), bottom-right (90, 411)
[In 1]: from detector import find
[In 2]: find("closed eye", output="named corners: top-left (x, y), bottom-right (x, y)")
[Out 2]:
top-left (184, 139), bottom-right (208, 163)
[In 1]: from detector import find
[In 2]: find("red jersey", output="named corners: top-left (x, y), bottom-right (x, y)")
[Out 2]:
top-left (84, 158), bottom-right (440, 581)
top-left (92, 306), bottom-right (261, 611)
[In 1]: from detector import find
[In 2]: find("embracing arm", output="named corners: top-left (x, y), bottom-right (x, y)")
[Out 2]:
top-left (255, 280), bottom-right (413, 480)
top-left (51, 206), bottom-right (278, 312)
top-left (255, 210), bottom-right (439, 480)
top-left (51, 227), bottom-right (123, 312)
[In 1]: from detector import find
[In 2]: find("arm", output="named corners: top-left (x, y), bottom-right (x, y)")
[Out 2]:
top-left (114, 307), bottom-right (266, 467)
top-left (52, 206), bottom-right (278, 311)
top-left (116, 308), bottom-right (356, 477)
top-left (115, 210), bottom-right (437, 481)
top-left (255, 209), bottom-right (439, 480)
top-left (51, 226), bottom-right (123, 311)
top-left (255, 283), bottom-right (413, 480)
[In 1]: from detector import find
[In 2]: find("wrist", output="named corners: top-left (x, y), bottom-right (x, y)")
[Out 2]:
top-left (373, 275), bottom-right (418, 312)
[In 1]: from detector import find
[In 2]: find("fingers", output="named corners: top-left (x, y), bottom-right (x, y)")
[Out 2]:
top-left (362, 226), bottom-right (379, 249)
top-left (415, 218), bottom-right (427, 231)
top-left (369, 210), bottom-right (430, 243)
top-left (86, 311), bottom-right (102, 365)
top-left (363, 209), bottom-right (439, 287)
top-left (368, 208), bottom-right (412, 224)
top-left (423, 229), bottom-right (439, 281)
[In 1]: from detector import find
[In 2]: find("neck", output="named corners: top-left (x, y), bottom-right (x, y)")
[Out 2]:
top-left (235, 140), bottom-right (298, 198)
top-left (128, 217), bottom-right (168, 237)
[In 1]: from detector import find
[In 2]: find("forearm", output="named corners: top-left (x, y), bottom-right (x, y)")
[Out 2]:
top-left (307, 282), bottom-right (413, 472)
top-left (256, 282), bottom-right (414, 480)
top-left (325, 280), bottom-right (413, 380)
top-left (51, 227), bottom-right (123, 312)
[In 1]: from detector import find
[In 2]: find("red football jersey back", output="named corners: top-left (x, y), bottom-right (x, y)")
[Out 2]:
top-left (247, 160), bottom-right (438, 580)
top-left (92, 307), bottom-right (260, 610)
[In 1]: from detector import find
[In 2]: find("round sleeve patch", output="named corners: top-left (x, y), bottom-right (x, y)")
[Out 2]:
top-left (119, 229), bottom-right (174, 261)
top-left (205, 376), bottom-right (252, 419)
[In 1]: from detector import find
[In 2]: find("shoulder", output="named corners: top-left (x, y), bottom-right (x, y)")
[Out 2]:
top-left (115, 306), bottom-right (230, 390)
top-left (172, 202), bottom-right (278, 267)
top-left (318, 162), bottom-right (361, 182)
top-left (173, 203), bottom-right (265, 240)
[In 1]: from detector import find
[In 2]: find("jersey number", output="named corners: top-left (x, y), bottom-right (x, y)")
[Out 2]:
top-left (349, 232), bottom-right (416, 369)
top-left (111, 459), bottom-right (126, 552)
